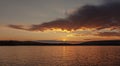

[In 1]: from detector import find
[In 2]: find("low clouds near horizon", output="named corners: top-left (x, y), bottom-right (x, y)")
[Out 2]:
top-left (95, 32), bottom-right (120, 37)
top-left (8, 0), bottom-right (120, 37)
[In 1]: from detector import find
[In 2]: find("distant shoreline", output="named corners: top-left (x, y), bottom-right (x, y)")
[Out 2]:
top-left (0, 40), bottom-right (120, 46)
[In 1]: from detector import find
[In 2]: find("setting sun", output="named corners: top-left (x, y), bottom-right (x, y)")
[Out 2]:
top-left (62, 38), bottom-right (67, 42)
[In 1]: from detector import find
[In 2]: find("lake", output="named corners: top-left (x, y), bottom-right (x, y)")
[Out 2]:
top-left (0, 46), bottom-right (119, 66)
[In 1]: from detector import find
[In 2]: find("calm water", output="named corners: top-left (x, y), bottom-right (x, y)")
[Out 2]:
top-left (0, 46), bottom-right (119, 66)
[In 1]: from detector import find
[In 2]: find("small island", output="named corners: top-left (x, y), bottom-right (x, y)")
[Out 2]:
top-left (0, 40), bottom-right (120, 46)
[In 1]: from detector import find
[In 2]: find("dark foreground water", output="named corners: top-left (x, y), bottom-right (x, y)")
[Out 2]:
top-left (0, 46), bottom-right (119, 66)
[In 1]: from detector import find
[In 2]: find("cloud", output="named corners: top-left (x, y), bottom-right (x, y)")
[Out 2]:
top-left (95, 32), bottom-right (120, 37)
top-left (8, 0), bottom-right (120, 32)
top-left (8, 25), bottom-right (27, 30)
top-left (104, 0), bottom-right (120, 4)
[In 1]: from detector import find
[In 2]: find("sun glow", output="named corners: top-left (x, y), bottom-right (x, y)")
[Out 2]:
top-left (67, 34), bottom-right (74, 37)
top-left (51, 28), bottom-right (72, 33)
top-left (62, 38), bottom-right (67, 41)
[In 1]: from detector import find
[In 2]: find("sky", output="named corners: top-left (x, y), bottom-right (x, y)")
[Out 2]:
top-left (0, 0), bottom-right (120, 41)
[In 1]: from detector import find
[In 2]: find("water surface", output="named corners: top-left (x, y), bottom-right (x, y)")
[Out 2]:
top-left (0, 46), bottom-right (119, 66)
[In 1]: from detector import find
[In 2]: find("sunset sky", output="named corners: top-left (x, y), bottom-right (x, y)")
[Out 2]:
top-left (0, 0), bottom-right (120, 41)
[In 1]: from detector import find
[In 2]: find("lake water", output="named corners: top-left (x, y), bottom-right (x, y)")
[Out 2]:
top-left (0, 46), bottom-right (119, 66)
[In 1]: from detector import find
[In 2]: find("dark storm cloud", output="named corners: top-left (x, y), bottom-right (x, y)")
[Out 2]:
top-left (104, 0), bottom-right (120, 3)
top-left (95, 32), bottom-right (120, 37)
top-left (9, 0), bottom-right (120, 32)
